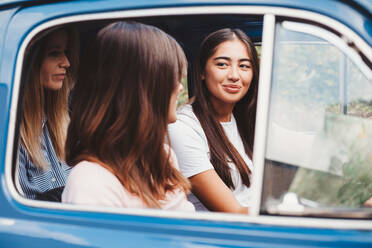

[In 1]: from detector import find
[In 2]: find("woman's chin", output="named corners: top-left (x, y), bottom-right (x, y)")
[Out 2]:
top-left (43, 81), bottom-right (63, 91)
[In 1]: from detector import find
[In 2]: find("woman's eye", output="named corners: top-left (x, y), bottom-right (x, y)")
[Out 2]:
top-left (48, 50), bottom-right (66, 57)
top-left (216, 62), bottom-right (228, 67)
top-left (240, 64), bottom-right (251, 69)
top-left (48, 51), bottom-right (61, 57)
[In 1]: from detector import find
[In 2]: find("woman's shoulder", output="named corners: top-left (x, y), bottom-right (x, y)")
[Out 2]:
top-left (70, 160), bottom-right (105, 173)
top-left (171, 104), bottom-right (202, 131)
top-left (68, 161), bottom-right (120, 185)
top-left (169, 104), bottom-right (207, 142)
top-left (176, 104), bottom-right (198, 123)
top-left (62, 161), bottom-right (130, 207)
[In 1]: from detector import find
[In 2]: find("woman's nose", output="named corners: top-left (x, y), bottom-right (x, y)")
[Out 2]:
top-left (228, 66), bottom-right (239, 82)
top-left (60, 53), bottom-right (70, 68)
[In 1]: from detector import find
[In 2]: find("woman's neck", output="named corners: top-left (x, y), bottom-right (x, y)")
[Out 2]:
top-left (211, 98), bottom-right (234, 122)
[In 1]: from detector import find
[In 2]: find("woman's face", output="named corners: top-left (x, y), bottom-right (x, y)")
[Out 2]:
top-left (168, 82), bottom-right (184, 123)
top-left (40, 30), bottom-right (70, 91)
top-left (203, 38), bottom-right (253, 108)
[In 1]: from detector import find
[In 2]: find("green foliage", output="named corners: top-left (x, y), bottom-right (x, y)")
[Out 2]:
top-left (177, 77), bottom-right (189, 107)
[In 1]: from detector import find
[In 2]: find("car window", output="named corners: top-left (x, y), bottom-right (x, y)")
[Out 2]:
top-left (14, 14), bottom-right (264, 209)
top-left (261, 20), bottom-right (372, 217)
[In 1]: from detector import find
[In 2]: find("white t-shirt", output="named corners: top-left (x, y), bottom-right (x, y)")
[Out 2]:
top-left (62, 148), bottom-right (195, 212)
top-left (168, 104), bottom-right (254, 210)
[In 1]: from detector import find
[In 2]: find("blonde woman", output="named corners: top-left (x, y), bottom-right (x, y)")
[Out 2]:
top-left (18, 27), bottom-right (78, 200)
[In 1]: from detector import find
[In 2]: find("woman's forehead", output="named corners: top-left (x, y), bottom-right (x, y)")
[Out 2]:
top-left (45, 30), bottom-right (68, 49)
top-left (211, 39), bottom-right (250, 60)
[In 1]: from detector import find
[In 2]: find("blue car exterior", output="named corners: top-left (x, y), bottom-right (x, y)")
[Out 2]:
top-left (0, 1), bottom-right (371, 247)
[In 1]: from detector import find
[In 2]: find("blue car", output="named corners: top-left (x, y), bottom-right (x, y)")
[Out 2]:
top-left (0, 0), bottom-right (371, 247)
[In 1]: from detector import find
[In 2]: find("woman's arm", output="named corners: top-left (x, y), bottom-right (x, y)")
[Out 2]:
top-left (189, 169), bottom-right (248, 214)
top-left (169, 110), bottom-right (247, 214)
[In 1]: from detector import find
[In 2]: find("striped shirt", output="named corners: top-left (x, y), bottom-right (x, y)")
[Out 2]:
top-left (18, 120), bottom-right (71, 199)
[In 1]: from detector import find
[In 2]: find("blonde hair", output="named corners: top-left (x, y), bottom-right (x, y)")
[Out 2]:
top-left (20, 27), bottom-right (79, 170)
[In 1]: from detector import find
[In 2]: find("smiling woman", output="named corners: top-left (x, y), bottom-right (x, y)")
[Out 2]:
top-left (18, 26), bottom-right (79, 200)
top-left (168, 28), bottom-right (259, 213)
top-left (202, 38), bottom-right (253, 118)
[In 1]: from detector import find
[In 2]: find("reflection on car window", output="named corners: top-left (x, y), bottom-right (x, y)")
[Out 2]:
top-left (345, 59), bottom-right (372, 119)
top-left (262, 22), bottom-right (372, 217)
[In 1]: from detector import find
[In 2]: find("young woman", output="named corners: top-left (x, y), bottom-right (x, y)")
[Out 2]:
top-left (169, 28), bottom-right (259, 213)
top-left (19, 27), bottom-right (79, 199)
top-left (62, 21), bottom-right (194, 211)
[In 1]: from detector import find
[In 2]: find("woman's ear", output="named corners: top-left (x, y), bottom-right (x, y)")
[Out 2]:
top-left (201, 72), bottom-right (205, 80)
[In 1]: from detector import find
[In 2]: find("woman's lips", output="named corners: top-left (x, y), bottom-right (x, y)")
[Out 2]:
top-left (222, 84), bottom-right (241, 93)
top-left (53, 74), bottom-right (66, 81)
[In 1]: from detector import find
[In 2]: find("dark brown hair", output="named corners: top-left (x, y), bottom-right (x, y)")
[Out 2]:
top-left (192, 28), bottom-right (259, 189)
top-left (66, 21), bottom-right (190, 207)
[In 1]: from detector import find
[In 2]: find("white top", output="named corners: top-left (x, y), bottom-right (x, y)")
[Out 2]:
top-left (168, 104), bottom-right (254, 210)
top-left (62, 148), bottom-right (195, 211)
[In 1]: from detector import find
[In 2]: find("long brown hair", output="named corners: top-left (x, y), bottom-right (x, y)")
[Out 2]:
top-left (192, 28), bottom-right (259, 189)
top-left (20, 26), bottom-right (79, 170)
top-left (66, 21), bottom-right (190, 207)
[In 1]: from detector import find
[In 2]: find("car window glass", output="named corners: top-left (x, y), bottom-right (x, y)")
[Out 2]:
top-left (262, 21), bottom-right (372, 217)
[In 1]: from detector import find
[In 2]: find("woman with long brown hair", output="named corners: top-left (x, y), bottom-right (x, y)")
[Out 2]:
top-left (62, 21), bottom-right (194, 210)
top-left (169, 28), bottom-right (259, 213)
top-left (19, 26), bottom-right (78, 199)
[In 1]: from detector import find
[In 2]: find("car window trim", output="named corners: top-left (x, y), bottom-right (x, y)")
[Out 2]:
top-left (250, 13), bottom-right (275, 217)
